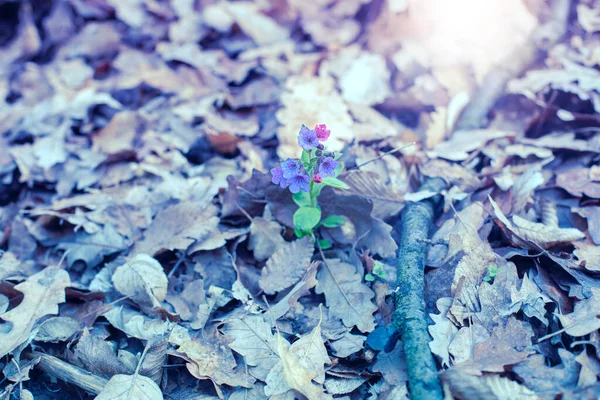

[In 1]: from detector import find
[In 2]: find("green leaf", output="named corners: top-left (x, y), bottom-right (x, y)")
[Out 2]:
top-left (320, 215), bottom-right (346, 228)
top-left (333, 162), bottom-right (344, 177)
top-left (322, 177), bottom-right (349, 190)
top-left (301, 150), bottom-right (310, 163)
top-left (319, 239), bottom-right (332, 250)
top-left (333, 152), bottom-right (343, 160)
top-left (365, 273), bottom-right (375, 282)
top-left (293, 206), bottom-right (322, 232)
top-left (294, 227), bottom-right (312, 238)
top-left (292, 191), bottom-right (312, 207)
top-left (372, 261), bottom-right (388, 279)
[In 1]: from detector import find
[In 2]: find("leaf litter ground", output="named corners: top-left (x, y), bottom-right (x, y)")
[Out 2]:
top-left (1, 0), bottom-right (600, 399)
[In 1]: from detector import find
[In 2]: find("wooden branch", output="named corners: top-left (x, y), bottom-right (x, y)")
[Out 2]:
top-left (23, 351), bottom-right (108, 395)
top-left (393, 177), bottom-right (446, 400)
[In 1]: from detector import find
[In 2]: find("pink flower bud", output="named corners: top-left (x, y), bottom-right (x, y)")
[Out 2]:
top-left (313, 174), bottom-right (322, 183)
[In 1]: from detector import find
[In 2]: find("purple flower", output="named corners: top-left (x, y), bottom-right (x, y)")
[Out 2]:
top-left (298, 126), bottom-right (319, 150)
top-left (270, 167), bottom-right (288, 188)
top-left (319, 157), bottom-right (338, 178)
top-left (287, 173), bottom-right (310, 193)
top-left (281, 158), bottom-right (302, 179)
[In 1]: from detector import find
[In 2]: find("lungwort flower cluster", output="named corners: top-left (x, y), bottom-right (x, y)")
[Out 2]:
top-left (271, 124), bottom-right (339, 193)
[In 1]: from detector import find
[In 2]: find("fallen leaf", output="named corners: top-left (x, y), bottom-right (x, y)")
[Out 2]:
top-left (248, 213), bottom-right (286, 261)
top-left (556, 287), bottom-right (600, 337)
top-left (174, 325), bottom-right (253, 389)
top-left (0, 267), bottom-right (70, 357)
top-left (574, 242), bottom-right (600, 272)
top-left (221, 314), bottom-right (282, 381)
top-left (34, 317), bottom-right (80, 343)
top-left (490, 196), bottom-right (585, 249)
top-left (134, 201), bottom-right (219, 255)
top-left (95, 373), bottom-right (163, 400)
top-left (510, 272), bottom-right (552, 325)
top-left (330, 332), bottom-right (367, 358)
top-left (339, 170), bottom-right (404, 219)
top-left (427, 130), bottom-right (512, 161)
top-left (259, 236), bottom-right (314, 294)
top-left (316, 259), bottom-right (377, 333)
top-left (73, 329), bottom-right (133, 378)
top-left (428, 298), bottom-right (458, 368)
top-left (112, 254), bottom-right (168, 309)
top-left (465, 317), bottom-right (534, 374)
top-left (265, 324), bottom-right (331, 400)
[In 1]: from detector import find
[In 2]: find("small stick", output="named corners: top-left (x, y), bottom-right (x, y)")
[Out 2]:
top-left (393, 177), bottom-right (446, 400)
top-left (23, 352), bottom-right (108, 395)
top-left (350, 142), bottom-right (416, 171)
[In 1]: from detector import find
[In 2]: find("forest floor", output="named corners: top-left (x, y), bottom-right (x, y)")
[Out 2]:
top-left (1, 0), bottom-right (600, 399)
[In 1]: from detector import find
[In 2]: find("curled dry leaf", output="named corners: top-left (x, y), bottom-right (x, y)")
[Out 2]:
top-left (489, 196), bottom-right (585, 249)
top-left (259, 236), bottom-right (314, 295)
top-left (140, 338), bottom-right (168, 386)
top-left (428, 298), bottom-right (458, 368)
top-left (265, 324), bottom-right (332, 400)
top-left (0, 267), bottom-right (70, 358)
top-left (316, 259), bottom-right (377, 333)
top-left (112, 254), bottom-right (168, 309)
top-left (174, 327), bottom-right (253, 390)
top-left (95, 373), bottom-right (163, 400)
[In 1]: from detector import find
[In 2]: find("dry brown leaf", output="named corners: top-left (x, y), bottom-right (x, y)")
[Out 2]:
top-left (112, 254), bottom-right (168, 309)
top-left (92, 111), bottom-right (143, 155)
top-left (428, 298), bottom-right (458, 368)
top-left (315, 259), bottom-right (377, 333)
top-left (140, 338), bottom-right (167, 386)
top-left (467, 317), bottom-right (534, 374)
top-left (427, 130), bottom-right (512, 161)
top-left (574, 242), bottom-right (600, 272)
top-left (330, 332), bottom-right (366, 358)
top-left (259, 236), bottom-right (314, 295)
top-left (95, 373), bottom-right (163, 400)
top-left (74, 329), bottom-right (133, 379)
top-left (174, 327), bottom-right (253, 389)
top-left (511, 166), bottom-right (544, 214)
top-left (489, 196), bottom-right (585, 249)
top-left (265, 324), bottom-right (331, 400)
top-left (248, 214), bottom-right (286, 261)
top-left (0, 267), bottom-right (70, 358)
top-left (509, 273), bottom-right (551, 326)
top-left (340, 170), bottom-right (404, 219)
top-left (221, 314), bottom-right (282, 381)
top-left (556, 287), bottom-right (600, 337)
top-left (134, 201), bottom-right (219, 255)
top-left (103, 307), bottom-right (172, 341)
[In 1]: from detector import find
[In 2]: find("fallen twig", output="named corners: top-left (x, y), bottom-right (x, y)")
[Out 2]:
top-left (22, 351), bottom-right (108, 395)
top-left (393, 177), bottom-right (446, 400)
